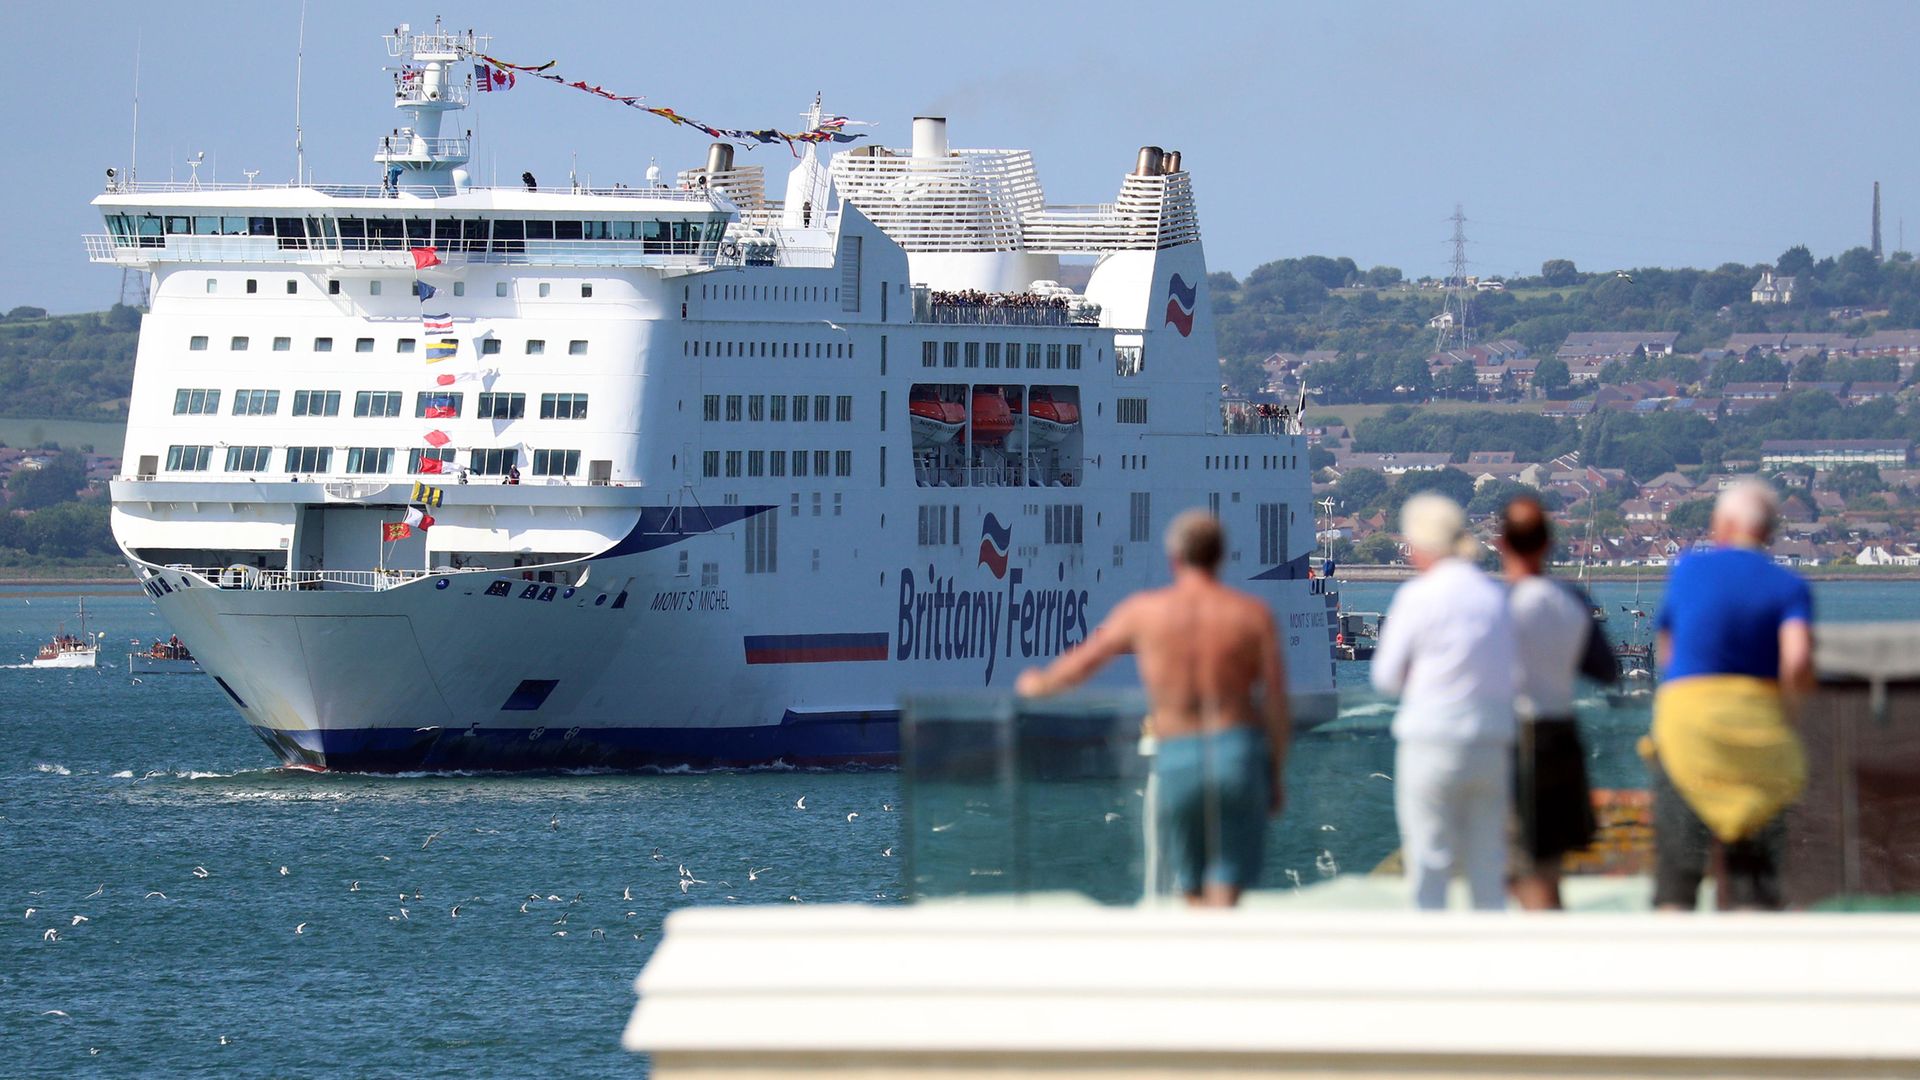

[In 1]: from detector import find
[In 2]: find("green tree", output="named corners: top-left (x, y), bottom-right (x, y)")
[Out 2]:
top-left (1775, 245), bottom-right (1814, 278)
top-left (1533, 356), bottom-right (1571, 395)
top-left (1824, 463), bottom-right (1883, 502)
top-left (1665, 498), bottom-right (1714, 534)
top-left (1541, 259), bottom-right (1580, 287)
top-left (5, 451), bottom-right (87, 510)
top-left (1333, 467), bottom-right (1388, 512)
top-left (1354, 533), bottom-right (1402, 565)
top-left (1364, 265), bottom-right (1403, 288)
top-left (1388, 467), bottom-right (1476, 512)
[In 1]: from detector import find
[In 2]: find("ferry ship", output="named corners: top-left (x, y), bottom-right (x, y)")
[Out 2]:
top-left (89, 22), bottom-right (1338, 771)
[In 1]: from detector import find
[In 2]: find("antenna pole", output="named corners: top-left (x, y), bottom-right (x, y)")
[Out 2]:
top-left (295, 0), bottom-right (308, 183)
top-left (130, 36), bottom-right (141, 181)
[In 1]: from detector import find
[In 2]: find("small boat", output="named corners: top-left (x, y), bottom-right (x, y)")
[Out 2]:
top-left (908, 387), bottom-right (966, 450)
top-left (970, 387), bottom-right (1015, 445)
top-left (128, 636), bottom-right (203, 675)
top-left (1333, 611), bottom-right (1384, 661)
top-left (32, 599), bottom-right (102, 669)
top-left (1006, 387), bottom-right (1080, 451)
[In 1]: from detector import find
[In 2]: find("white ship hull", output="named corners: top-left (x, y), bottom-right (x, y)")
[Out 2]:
top-left (127, 494), bottom-right (1338, 772)
top-left (31, 651), bottom-right (98, 670)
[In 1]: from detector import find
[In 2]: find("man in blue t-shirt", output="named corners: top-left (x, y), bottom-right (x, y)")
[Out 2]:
top-left (1648, 479), bottom-right (1815, 911)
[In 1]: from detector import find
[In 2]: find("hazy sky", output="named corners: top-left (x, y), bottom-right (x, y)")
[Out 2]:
top-left (4, 1), bottom-right (1917, 312)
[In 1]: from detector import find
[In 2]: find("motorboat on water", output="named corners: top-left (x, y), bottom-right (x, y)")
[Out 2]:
top-left (31, 599), bottom-right (102, 669)
top-left (1333, 610), bottom-right (1383, 661)
top-left (908, 387), bottom-right (966, 450)
top-left (129, 636), bottom-right (203, 675)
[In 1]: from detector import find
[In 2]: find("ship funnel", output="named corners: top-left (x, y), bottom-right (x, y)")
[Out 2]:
top-left (1134, 146), bottom-right (1165, 176)
top-left (1163, 149), bottom-right (1182, 174)
top-left (912, 116), bottom-right (949, 160)
top-left (706, 142), bottom-right (735, 176)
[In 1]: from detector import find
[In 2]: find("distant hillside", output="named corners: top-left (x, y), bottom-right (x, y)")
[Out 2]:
top-left (0, 305), bottom-right (139, 422)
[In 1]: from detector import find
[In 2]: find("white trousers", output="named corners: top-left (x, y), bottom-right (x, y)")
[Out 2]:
top-left (1394, 740), bottom-right (1511, 911)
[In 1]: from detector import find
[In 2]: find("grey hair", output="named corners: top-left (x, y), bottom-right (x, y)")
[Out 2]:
top-left (1164, 509), bottom-right (1224, 571)
top-left (1714, 477), bottom-right (1778, 540)
top-left (1400, 493), bottom-right (1467, 557)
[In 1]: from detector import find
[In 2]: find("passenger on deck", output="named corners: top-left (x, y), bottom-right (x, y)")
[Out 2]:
top-left (1371, 494), bottom-right (1516, 911)
top-left (1646, 479), bottom-right (1813, 912)
top-left (1016, 511), bottom-right (1292, 907)
top-left (1498, 495), bottom-right (1615, 910)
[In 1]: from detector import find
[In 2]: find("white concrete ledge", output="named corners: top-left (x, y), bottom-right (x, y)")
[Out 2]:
top-left (624, 904), bottom-right (1920, 1077)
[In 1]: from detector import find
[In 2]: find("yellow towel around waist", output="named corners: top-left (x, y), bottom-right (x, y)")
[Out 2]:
top-left (1641, 675), bottom-right (1806, 843)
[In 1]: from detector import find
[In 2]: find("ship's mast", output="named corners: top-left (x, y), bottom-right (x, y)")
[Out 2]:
top-left (374, 20), bottom-right (488, 192)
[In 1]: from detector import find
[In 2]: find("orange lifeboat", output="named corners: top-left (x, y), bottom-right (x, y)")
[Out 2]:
top-left (970, 387), bottom-right (1015, 445)
top-left (909, 386), bottom-right (967, 450)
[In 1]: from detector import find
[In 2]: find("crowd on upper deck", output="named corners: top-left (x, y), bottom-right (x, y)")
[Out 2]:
top-left (927, 290), bottom-right (1075, 326)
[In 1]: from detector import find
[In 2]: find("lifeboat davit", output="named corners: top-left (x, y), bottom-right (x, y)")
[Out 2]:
top-left (909, 387), bottom-right (966, 450)
top-left (1008, 387), bottom-right (1080, 450)
top-left (970, 387), bottom-right (1015, 445)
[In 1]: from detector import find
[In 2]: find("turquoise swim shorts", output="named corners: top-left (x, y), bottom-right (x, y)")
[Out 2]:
top-left (1152, 726), bottom-right (1271, 894)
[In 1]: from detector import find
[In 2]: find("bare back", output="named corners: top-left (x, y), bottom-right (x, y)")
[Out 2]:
top-left (1120, 578), bottom-right (1281, 739)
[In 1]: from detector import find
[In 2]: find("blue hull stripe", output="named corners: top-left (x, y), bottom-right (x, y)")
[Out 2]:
top-left (249, 709), bottom-right (900, 772)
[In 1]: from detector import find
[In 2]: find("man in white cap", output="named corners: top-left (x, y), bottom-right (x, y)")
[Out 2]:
top-left (1370, 494), bottom-right (1517, 910)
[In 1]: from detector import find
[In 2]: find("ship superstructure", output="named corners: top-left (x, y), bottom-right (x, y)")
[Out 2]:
top-left (89, 22), bottom-right (1337, 770)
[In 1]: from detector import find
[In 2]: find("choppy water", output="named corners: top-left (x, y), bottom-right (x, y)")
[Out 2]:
top-left (1, 579), bottom-right (1908, 1075)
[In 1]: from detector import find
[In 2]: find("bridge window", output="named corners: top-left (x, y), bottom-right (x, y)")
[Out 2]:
top-left (165, 445), bottom-right (213, 472)
top-left (469, 448), bottom-right (519, 476)
top-left (292, 390), bottom-right (341, 417)
top-left (531, 449), bottom-right (580, 476)
top-left (354, 391), bottom-right (404, 418)
top-left (344, 448), bottom-right (394, 474)
top-left (284, 446), bottom-right (331, 473)
top-left (173, 388), bottom-right (220, 415)
top-left (231, 389), bottom-right (279, 416)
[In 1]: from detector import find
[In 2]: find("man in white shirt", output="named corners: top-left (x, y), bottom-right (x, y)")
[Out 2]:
top-left (1370, 494), bottom-right (1517, 910)
top-left (1499, 495), bottom-right (1612, 910)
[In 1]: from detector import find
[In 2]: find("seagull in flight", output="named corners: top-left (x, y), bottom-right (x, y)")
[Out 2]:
top-left (42, 928), bottom-right (58, 942)
top-left (794, 796), bottom-right (807, 810)
top-left (422, 830), bottom-right (446, 850)
top-left (375, 855), bottom-right (392, 862)
top-left (881, 847), bottom-right (894, 858)
top-left (295, 922), bottom-right (307, 935)
top-left (846, 812), bottom-right (859, 822)
top-left (549, 814), bottom-right (559, 831)
top-left (192, 866), bottom-right (210, 879)
top-left (1614, 270), bottom-right (1635, 284)
top-left (70, 915), bottom-right (88, 926)
top-left (1368, 772), bottom-right (1393, 781)
top-left (621, 886), bottom-right (632, 901)
top-left (349, 881), bottom-right (359, 892)
top-left (41, 1010), bottom-right (69, 1019)
top-left (279, 866), bottom-right (290, 877)
top-left (650, 848), bottom-right (663, 861)
top-left (23, 907), bottom-right (35, 918)
top-left (144, 892), bottom-right (166, 900)
top-left (747, 867), bottom-right (770, 881)
top-left (84, 884), bottom-right (104, 899)
top-left (450, 905), bottom-right (461, 919)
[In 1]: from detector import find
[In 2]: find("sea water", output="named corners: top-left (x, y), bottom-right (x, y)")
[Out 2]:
top-left (1, 580), bottom-right (1907, 1075)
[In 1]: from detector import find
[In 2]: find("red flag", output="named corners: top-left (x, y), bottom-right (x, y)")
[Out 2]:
top-left (418, 457), bottom-right (445, 475)
top-left (382, 522), bottom-right (412, 542)
top-left (436, 373), bottom-right (458, 386)
top-left (411, 247), bottom-right (442, 269)
top-left (423, 430), bottom-right (451, 447)
top-left (419, 513), bottom-right (435, 530)
top-left (423, 402), bottom-right (456, 419)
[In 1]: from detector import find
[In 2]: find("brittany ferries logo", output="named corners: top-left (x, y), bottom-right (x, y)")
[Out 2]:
top-left (1164, 273), bottom-right (1198, 337)
top-left (897, 515), bottom-right (1090, 684)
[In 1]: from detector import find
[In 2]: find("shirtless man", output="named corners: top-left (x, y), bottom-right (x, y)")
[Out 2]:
top-left (1016, 510), bottom-right (1291, 907)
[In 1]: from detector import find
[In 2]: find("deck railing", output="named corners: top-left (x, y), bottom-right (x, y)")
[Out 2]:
top-left (85, 234), bottom-right (717, 269)
top-left (165, 566), bottom-right (437, 591)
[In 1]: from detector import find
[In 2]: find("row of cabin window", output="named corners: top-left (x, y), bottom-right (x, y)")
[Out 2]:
top-left (114, 213), bottom-right (726, 248)
top-left (702, 283), bottom-right (838, 304)
top-left (702, 394), bottom-right (852, 423)
top-left (922, 341), bottom-right (1083, 370)
top-left (686, 339), bottom-right (851, 360)
top-left (186, 334), bottom-right (586, 356)
top-left (701, 449), bottom-right (852, 479)
top-left (174, 389), bottom-right (587, 421)
top-left (164, 444), bottom-right (579, 476)
top-left (1204, 454), bottom-right (1300, 471)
